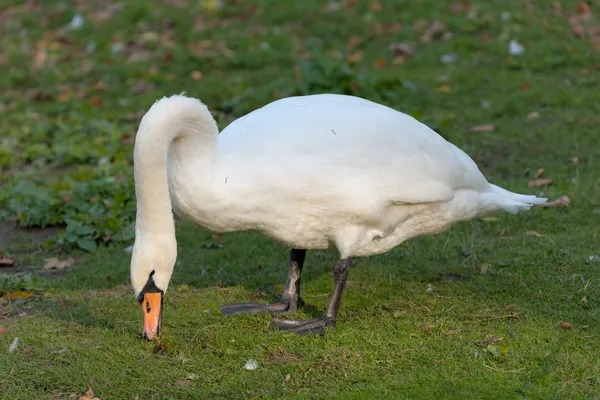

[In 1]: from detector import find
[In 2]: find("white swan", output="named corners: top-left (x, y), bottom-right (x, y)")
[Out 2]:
top-left (130, 93), bottom-right (546, 339)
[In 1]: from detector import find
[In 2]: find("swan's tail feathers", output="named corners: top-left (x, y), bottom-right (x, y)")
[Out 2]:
top-left (487, 184), bottom-right (547, 214)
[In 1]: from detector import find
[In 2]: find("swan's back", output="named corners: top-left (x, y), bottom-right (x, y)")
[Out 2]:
top-left (217, 94), bottom-right (488, 207)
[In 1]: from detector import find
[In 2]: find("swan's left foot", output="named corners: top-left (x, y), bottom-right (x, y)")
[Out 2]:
top-left (270, 317), bottom-right (333, 335)
top-left (220, 248), bottom-right (307, 316)
top-left (220, 300), bottom-right (301, 316)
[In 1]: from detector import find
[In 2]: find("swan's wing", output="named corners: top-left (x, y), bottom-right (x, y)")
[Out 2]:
top-left (217, 94), bottom-right (489, 208)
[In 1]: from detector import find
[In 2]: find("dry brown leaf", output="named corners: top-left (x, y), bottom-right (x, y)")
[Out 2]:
top-left (438, 85), bottom-right (451, 93)
top-left (347, 51), bottom-right (363, 63)
top-left (572, 23), bottom-right (585, 36)
top-left (0, 326), bottom-right (5, 334)
top-left (528, 178), bottom-right (553, 188)
top-left (526, 230), bottom-right (545, 237)
top-left (32, 46), bottom-right (48, 71)
top-left (536, 196), bottom-right (570, 208)
top-left (43, 257), bottom-right (75, 270)
top-left (576, 2), bottom-right (591, 16)
top-left (373, 59), bottom-right (387, 69)
top-left (285, 373), bottom-right (291, 382)
top-left (78, 387), bottom-right (101, 400)
top-left (559, 321), bottom-right (573, 329)
top-left (389, 42), bottom-right (414, 57)
top-left (520, 82), bottom-right (532, 91)
top-left (469, 124), bottom-right (495, 133)
top-left (130, 82), bottom-right (156, 95)
top-left (345, 0), bottom-right (358, 9)
top-left (90, 96), bottom-right (103, 106)
top-left (506, 303), bottom-right (517, 310)
top-left (370, 0), bottom-right (382, 12)
top-left (535, 168), bottom-right (545, 178)
top-left (451, 2), bottom-right (464, 13)
top-left (347, 35), bottom-right (361, 49)
top-left (0, 256), bottom-right (15, 267)
top-left (420, 21), bottom-right (447, 43)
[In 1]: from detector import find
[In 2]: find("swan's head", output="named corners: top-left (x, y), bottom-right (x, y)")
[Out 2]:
top-left (130, 233), bottom-right (177, 341)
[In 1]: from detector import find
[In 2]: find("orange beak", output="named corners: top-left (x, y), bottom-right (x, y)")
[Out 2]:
top-left (142, 292), bottom-right (162, 341)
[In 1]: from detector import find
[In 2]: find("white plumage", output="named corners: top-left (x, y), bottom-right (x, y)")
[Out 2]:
top-left (130, 93), bottom-right (546, 330)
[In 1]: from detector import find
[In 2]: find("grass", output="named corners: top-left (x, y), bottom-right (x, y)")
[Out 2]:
top-left (1, 0), bottom-right (600, 398)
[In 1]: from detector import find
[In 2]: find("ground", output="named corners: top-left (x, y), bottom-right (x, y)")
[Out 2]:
top-left (1, 0), bottom-right (600, 399)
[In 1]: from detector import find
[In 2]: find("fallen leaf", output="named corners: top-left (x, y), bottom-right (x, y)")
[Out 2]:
top-left (347, 35), bottom-right (361, 49)
top-left (438, 85), bottom-right (451, 93)
top-left (526, 230), bottom-right (545, 237)
top-left (474, 334), bottom-right (501, 346)
top-left (535, 168), bottom-right (545, 178)
top-left (520, 82), bottom-right (532, 91)
top-left (469, 124), bottom-right (495, 133)
top-left (528, 178), bottom-right (553, 188)
top-left (451, 2), bottom-right (464, 13)
top-left (0, 326), bottom-right (5, 334)
top-left (0, 256), bottom-right (14, 267)
top-left (506, 304), bottom-right (517, 310)
top-left (572, 23), bottom-right (585, 36)
top-left (370, 0), bottom-right (382, 12)
top-left (389, 42), bottom-right (414, 56)
top-left (90, 96), bottom-right (103, 106)
top-left (421, 21), bottom-right (447, 43)
top-left (43, 257), bottom-right (75, 270)
top-left (527, 111), bottom-right (540, 120)
top-left (1, 291), bottom-right (35, 301)
top-left (32, 46), bottom-right (48, 71)
top-left (576, 2), bottom-right (591, 16)
top-left (559, 321), bottom-right (572, 329)
top-left (78, 387), bottom-right (101, 400)
top-left (130, 82), bottom-right (156, 95)
top-left (373, 59), bottom-right (387, 69)
top-left (536, 196), bottom-right (570, 208)
top-left (285, 373), bottom-right (291, 382)
top-left (347, 51), bottom-right (363, 63)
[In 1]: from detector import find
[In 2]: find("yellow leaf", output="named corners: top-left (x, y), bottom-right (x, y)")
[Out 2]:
top-left (1, 291), bottom-right (35, 301)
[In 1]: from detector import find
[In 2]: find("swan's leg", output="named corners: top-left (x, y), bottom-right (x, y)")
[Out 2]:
top-left (271, 257), bottom-right (351, 335)
top-left (220, 249), bottom-right (306, 316)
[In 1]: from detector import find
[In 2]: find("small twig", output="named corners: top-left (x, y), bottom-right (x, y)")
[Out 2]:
top-left (483, 364), bottom-right (525, 374)
top-left (468, 313), bottom-right (522, 324)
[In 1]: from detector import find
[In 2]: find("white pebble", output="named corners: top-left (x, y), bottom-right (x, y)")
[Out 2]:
top-left (243, 359), bottom-right (258, 370)
top-left (69, 14), bottom-right (84, 29)
top-left (508, 40), bottom-right (524, 56)
top-left (8, 337), bottom-right (19, 353)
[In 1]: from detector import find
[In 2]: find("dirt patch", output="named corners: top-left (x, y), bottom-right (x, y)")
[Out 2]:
top-left (0, 221), bottom-right (63, 274)
top-left (0, 221), bottom-right (62, 250)
top-left (266, 348), bottom-right (302, 364)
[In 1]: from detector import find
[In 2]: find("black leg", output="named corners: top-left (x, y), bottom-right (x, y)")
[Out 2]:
top-left (221, 249), bottom-right (307, 316)
top-left (271, 257), bottom-right (351, 335)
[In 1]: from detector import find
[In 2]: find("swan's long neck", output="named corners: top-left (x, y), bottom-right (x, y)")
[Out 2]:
top-left (133, 95), bottom-right (219, 236)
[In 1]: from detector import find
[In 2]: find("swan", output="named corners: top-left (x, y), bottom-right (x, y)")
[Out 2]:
top-left (130, 93), bottom-right (546, 340)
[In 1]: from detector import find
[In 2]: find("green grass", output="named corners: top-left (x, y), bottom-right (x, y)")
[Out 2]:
top-left (1, 0), bottom-right (600, 398)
